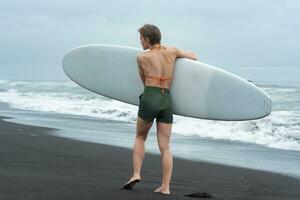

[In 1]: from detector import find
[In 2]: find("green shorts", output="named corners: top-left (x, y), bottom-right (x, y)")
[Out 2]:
top-left (138, 86), bottom-right (173, 123)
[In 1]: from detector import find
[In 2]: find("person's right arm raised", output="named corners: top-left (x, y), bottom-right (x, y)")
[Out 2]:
top-left (173, 47), bottom-right (198, 61)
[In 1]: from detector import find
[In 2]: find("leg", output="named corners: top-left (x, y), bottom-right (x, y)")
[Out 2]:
top-left (124, 116), bottom-right (153, 188)
top-left (154, 121), bottom-right (173, 194)
top-left (132, 116), bottom-right (153, 178)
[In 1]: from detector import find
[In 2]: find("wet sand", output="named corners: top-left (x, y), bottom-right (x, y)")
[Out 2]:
top-left (1, 115), bottom-right (300, 200)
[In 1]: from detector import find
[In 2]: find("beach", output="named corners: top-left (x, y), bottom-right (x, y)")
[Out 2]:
top-left (1, 115), bottom-right (300, 200)
top-left (2, 0), bottom-right (300, 198)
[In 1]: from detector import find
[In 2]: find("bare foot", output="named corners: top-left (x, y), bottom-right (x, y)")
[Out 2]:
top-left (154, 186), bottom-right (170, 195)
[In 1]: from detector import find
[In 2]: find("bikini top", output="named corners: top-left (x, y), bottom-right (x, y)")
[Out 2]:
top-left (145, 76), bottom-right (172, 94)
top-left (145, 44), bottom-right (172, 95)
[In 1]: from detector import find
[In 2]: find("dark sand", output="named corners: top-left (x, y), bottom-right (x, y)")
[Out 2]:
top-left (1, 116), bottom-right (300, 200)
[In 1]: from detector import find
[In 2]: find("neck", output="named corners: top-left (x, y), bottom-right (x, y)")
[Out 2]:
top-left (149, 43), bottom-right (162, 50)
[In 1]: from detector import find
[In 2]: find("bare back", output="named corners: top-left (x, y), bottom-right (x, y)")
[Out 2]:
top-left (137, 46), bottom-right (177, 89)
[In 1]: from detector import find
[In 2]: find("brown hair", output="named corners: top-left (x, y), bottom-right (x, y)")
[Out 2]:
top-left (138, 24), bottom-right (161, 45)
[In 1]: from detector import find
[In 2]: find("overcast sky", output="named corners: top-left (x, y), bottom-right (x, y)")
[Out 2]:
top-left (0, 0), bottom-right (299, 83)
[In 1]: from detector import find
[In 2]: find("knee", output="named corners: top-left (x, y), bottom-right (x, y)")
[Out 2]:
top-left (159, 145), bottom-right (170, 153)
top-left (136, 134), bottom-right (147, 142)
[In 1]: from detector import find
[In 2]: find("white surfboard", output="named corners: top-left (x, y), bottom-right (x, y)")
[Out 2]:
top-left (62, 44), bottom-right (272, 121)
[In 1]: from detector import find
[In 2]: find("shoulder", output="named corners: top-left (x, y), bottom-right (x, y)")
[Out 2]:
top-left (166, 46), bottom-right (178, 53)
top-left (137, 51), bottom-right (148, 62)
top-left (164, 46), bottom-right (180, 57)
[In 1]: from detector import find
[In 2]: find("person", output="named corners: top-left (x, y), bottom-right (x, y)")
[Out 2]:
top-left (122, 24), bottom-right (197, 195)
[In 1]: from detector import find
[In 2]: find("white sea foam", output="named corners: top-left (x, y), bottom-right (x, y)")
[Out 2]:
top-left (173, 111), bottom-right (300, 151)
top-left (0, 80), bottom-right (299, 151)
top-left (0, 88), bottom-right (138, 122)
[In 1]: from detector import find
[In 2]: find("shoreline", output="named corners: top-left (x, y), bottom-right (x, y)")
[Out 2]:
top-left (2, 109), bottom-right (300, 179)
top-left (1, 115), bottom-right (300, 199)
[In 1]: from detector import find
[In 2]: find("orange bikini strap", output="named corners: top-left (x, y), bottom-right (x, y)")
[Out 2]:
top-left (152, 44), bottom-right (167, 50)
top-left (145, 76), bottom-right (172, 95)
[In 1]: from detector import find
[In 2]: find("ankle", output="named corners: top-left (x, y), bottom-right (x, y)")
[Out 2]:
top-left (160, 184), bottom-right (169, 191)
top-left (132, 174), bottom-right (141, 179)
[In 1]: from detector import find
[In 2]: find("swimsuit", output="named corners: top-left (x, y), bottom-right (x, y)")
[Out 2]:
top-left (137, 44), bottom-right (173, 123)
top-left (138, 76), bottom-right (173, 124)
top-left (144, 76), bottom-right (172, 94)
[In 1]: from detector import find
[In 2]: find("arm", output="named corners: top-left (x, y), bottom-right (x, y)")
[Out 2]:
top-left (136, 55), bottom-right (145, 85)
top-left (174, 47), bottom-right (198, 61)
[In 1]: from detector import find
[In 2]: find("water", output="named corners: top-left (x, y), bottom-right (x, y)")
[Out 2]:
top-left (0, 80), bottom-right (299, 151)
top-left (0, 80), bottom-right (299, 178)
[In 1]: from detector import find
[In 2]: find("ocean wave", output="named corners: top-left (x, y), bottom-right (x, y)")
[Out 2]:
top-left (172, 111), bottom-right (300, 151)
top-left (0, 88), bottom-right (137, 122)
top-left (0, 80), bottom-right (299, 151)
